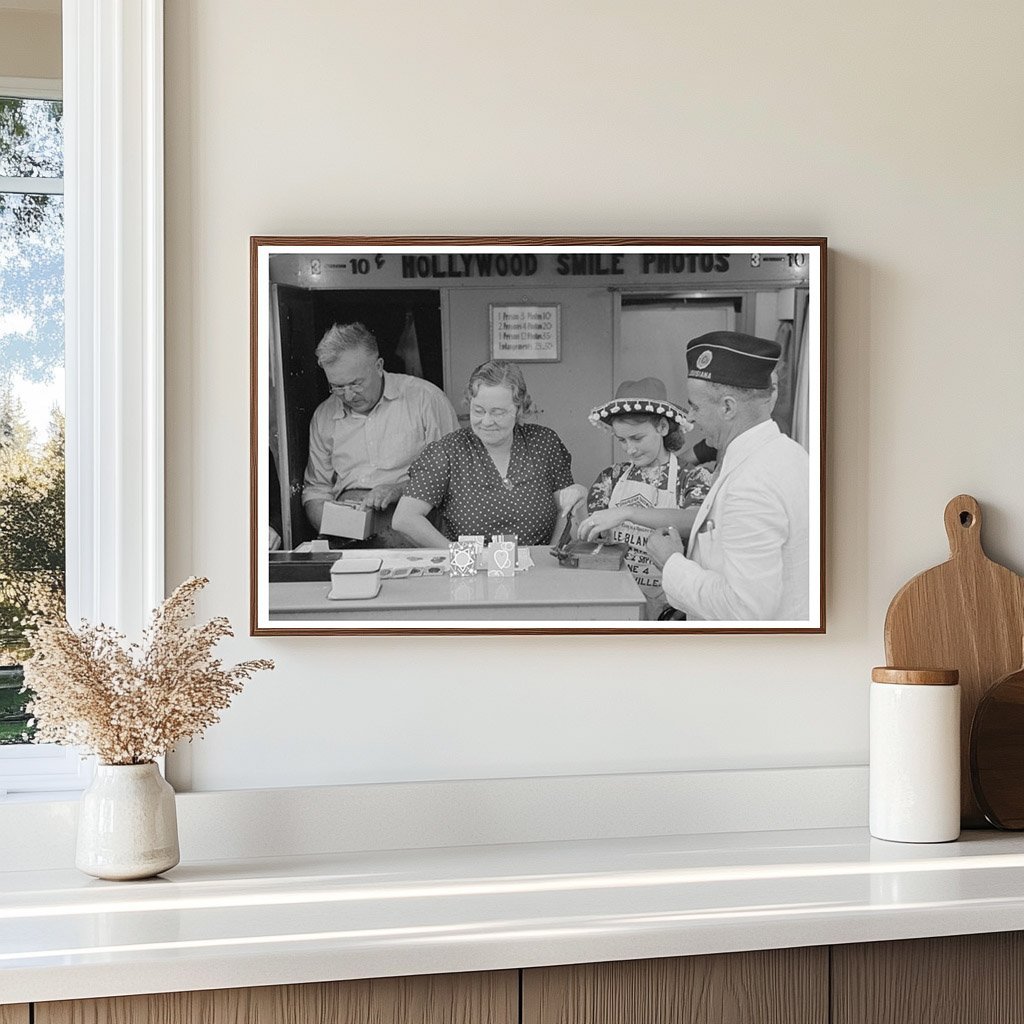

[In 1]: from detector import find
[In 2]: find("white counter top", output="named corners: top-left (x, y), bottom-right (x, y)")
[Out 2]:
top-left (5, 826), bottom-right (1024, 1004)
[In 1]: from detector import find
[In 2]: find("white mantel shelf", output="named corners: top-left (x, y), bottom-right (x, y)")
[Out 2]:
top-left (5, 826), bottom-right (1024, 1004)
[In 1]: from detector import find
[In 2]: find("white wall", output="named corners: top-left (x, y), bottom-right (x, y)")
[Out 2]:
top-left (163, 0), bottom-right (1024, 790)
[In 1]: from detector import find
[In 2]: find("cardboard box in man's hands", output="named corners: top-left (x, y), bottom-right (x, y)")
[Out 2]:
top-left (319, 500), bottom-right (378, 540)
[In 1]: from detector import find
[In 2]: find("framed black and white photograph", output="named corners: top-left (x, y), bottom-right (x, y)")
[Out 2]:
top-left (250, 237), bottom-right (826, 635)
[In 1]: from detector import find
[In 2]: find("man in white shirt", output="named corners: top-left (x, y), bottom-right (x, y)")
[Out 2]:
top-left (302, 322), bottom-right (459, 543)
top-left (647, 331), bottom-right (809, 622)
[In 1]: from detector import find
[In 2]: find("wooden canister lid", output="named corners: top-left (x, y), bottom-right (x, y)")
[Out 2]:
top-left (871, 667), bottom-right (959, 686)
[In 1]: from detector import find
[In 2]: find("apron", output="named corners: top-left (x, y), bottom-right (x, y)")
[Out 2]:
top-left (607, 454), bottom-right (679, 615)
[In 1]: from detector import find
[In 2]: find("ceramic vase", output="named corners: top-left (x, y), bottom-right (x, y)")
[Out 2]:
top-left (75, 762), bottom-right (180, 880)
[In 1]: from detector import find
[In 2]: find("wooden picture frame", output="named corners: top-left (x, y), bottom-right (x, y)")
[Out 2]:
top-left (250, 237), bottom-right (827, 635)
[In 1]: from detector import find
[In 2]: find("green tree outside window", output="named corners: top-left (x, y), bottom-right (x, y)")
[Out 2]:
top-left (0, 95), bottom-right (65, 743)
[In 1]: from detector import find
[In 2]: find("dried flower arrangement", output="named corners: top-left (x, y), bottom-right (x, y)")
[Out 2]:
top-left (22, 577), bottom-right (273, 765)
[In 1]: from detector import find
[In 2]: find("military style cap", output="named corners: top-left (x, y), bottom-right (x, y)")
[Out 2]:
top-left (686, 332), bottom-right (780, 389)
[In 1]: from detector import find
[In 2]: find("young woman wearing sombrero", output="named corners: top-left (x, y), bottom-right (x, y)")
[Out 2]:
top-left (580, 378), bottom-right (716, 618)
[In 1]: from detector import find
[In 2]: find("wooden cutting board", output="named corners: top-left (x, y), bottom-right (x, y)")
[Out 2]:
top-left (884, 494), bottom-right (1024, 827)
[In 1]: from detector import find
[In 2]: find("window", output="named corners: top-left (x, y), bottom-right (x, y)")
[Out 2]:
top-left (0, 4), bottom-right (166, 799)
top-left (0, 79), bottom-right (84, 797)
top-left (0, 88), bottom-right (65, 712)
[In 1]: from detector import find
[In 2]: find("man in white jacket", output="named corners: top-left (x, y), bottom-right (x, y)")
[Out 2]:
top-left (647, 332), bottom-right (809, 622)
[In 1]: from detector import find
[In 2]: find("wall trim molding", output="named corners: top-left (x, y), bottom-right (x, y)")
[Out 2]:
top-left (63, 0), bottom-right (164, 633)
top-left (0, 765), bottom-right (868, 870)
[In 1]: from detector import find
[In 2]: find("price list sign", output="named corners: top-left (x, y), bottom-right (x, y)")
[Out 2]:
top-left (489, 304), bottom-right (561, 362)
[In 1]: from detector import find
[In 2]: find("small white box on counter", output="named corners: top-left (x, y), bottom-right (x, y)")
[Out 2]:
top-left (328, 557), bottom-right (382, 600)
top-left (320, 500), bottom-right (376, 540)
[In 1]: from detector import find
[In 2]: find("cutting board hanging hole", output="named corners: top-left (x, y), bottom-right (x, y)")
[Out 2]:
top-left (944, 494), bottom-right (982, 557)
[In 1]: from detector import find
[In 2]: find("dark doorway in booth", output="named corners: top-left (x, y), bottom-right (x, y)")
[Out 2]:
top-left (272, 287), bottom-right (443, 547)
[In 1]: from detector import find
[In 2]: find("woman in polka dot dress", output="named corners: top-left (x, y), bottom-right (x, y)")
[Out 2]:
top-left (578, 378), bottom-right (715, 617)
top-left (393, 361), bottom-right (586, 546)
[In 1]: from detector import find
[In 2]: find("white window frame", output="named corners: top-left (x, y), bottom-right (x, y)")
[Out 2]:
top-left (0, 77), bottom-right (64, 186)
top-left (0, 0), bottom-right (164, 799)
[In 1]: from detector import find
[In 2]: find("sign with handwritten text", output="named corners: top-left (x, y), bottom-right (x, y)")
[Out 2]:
top-left (489, 304), bottom-right (561, 362)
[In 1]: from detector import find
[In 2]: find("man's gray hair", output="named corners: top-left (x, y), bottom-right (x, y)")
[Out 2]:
top-left (704, 380), bottom-right (773, 404)
top-left (315, 322), bottom-right (379, 366)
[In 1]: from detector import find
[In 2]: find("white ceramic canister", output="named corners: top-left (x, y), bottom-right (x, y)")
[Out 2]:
top-left (870, 667), bottom-right (960, 843)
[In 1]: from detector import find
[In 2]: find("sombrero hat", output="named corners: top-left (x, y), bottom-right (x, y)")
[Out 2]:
top-left (588, 377), bottom-right (691, 431)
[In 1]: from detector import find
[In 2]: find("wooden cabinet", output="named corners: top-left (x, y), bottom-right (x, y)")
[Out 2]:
top-left (522, 948), bottom-right (828, 1024)
top-left (521, 934), bottom-right (1024, 1024)
top-left (35, 972), bottom-right (517, 1024)
top-left (16, 933), bottom-right (1024, 1024)
top-left (832, 932), bottom-right (1024, 1024)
